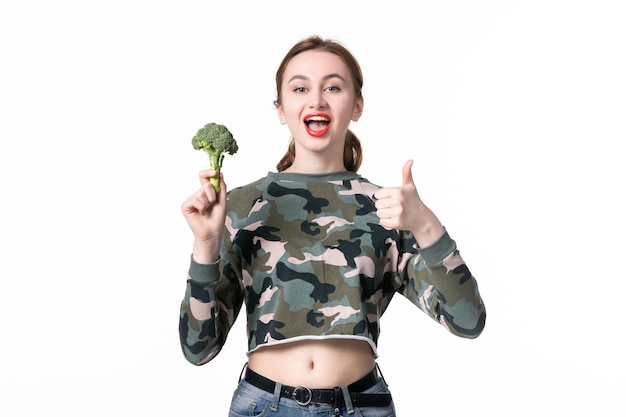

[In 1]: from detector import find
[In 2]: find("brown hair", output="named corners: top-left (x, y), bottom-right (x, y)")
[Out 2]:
top-left (274, 36), bottom-right (364, 172)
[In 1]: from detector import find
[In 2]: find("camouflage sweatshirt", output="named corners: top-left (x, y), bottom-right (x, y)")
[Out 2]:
top-left (179, 171), bottom-right (486, 365)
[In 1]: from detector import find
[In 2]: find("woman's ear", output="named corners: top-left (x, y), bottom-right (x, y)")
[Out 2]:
top-left (351, 96), bottom-right (364, 122)
top-left (277, 105), bottom-right (287, 125)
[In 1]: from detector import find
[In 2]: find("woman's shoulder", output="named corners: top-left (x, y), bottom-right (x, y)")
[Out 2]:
top-left (226, 175), bottom-right (268, 199)
top-left (225, 173), bottom-right (287, 204)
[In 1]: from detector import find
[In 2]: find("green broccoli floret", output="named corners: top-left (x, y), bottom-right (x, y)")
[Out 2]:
top-left (192, 122), bottom-right (239, 192)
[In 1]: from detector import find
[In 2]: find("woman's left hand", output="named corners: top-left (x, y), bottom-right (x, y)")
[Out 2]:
top-left (374, 160), bottom-right (444, 247)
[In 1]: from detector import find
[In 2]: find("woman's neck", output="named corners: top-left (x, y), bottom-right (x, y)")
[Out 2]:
top-left (283, 155), bottom-right (345, 174)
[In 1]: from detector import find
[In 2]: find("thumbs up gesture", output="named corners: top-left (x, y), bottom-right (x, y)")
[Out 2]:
top-left (374, 160), bottom-right (444, 247)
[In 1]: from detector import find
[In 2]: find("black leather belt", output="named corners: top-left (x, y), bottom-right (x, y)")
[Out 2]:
top-left (244, 367), bottom-right (392, 407)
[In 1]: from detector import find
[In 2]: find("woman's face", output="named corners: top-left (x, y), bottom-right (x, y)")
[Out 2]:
top-left (277, 50), bottom-right (363, 164)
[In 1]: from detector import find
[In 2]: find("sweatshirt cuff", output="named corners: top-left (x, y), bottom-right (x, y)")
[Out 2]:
top-left (418, 228), bottom-right (456, 266)
top-left (188, 255), bottom-right (220, 284)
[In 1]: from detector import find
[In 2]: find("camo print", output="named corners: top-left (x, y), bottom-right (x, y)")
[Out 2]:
top-left (179, 171), bottom-right (486, 365)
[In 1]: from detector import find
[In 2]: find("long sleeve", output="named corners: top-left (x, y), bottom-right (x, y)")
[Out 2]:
top-left (178, 253), bottom-right (244, 365)
top-left (178, 172), bottom-right (486, 363)
top-left (398, 229), bottom-right (486, 338)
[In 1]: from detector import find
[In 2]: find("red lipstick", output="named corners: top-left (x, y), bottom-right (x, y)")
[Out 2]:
top-left (304, 113), bottom-right (331, 137)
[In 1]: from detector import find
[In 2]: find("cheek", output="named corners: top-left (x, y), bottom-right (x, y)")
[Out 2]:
top-left (339, 103), bottom-right (360, 123)
top-left (281, 105), bottom-right (303, 125)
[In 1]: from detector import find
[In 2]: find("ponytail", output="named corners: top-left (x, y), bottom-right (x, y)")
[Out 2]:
top-left (344, 129), bottom-right (363, 172)
top-left (276, 140), bottom-right (296, 172)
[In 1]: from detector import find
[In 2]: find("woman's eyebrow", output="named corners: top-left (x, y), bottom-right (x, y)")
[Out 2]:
top-left (287, 73), bottom-right (347, 83)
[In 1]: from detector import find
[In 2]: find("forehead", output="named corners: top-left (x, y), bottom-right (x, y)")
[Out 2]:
top-left (284, 50), bottom-right (350, 81)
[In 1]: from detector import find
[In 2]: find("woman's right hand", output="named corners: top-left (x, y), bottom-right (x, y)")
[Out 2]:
top-left (181, 169), bottom-right (227, 264)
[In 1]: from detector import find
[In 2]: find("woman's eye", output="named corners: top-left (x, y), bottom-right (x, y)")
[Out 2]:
top-left (294, 87), bottom-right (306, 93)
top-left (326, 85), bottom-right (341, 92)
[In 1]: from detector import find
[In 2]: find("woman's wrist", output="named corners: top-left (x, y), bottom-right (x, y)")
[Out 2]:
top-left (410, 207), bottom-right (444, 248)
top-left (192, 238), bottom-right (220, 264)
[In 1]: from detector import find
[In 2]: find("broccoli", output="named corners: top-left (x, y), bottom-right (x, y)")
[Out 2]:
top-left (191, 122), bottom-right (239, 192)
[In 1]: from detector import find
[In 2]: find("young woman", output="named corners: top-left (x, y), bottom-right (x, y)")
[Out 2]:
top-left (179, 35), bottom-right (486, 417)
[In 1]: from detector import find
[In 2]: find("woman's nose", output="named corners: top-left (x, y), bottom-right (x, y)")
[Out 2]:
top-left (309, 91), bottom-right (326, 108)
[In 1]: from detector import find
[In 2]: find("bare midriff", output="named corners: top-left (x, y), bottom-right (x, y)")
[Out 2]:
top-left (247, 338), bottom-right (376, 389)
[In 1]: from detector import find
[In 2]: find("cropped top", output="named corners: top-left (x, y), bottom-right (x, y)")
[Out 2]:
top-left (179, 171), bottom-right (486, 365)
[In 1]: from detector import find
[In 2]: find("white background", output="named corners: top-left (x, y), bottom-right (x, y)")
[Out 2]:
top-left (1, 1), bottom-right (624, 416)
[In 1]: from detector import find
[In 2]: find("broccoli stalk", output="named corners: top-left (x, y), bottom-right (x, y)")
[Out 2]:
top-left (191, 122), bottom-right (239, 192)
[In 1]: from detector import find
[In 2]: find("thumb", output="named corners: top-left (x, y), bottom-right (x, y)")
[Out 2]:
top-left (402, 159), bottom-right (415, 188)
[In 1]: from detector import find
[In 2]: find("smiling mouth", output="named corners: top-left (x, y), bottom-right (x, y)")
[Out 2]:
top-left (304, 114), bottom-right (331, 137)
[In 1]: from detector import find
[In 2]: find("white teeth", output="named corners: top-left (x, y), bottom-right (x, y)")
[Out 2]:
top-left (306, 116), bottom-right (329, 122)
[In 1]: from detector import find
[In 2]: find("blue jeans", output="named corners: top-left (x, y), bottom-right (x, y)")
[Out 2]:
top-left (227, 371), bottom-right (396, 417)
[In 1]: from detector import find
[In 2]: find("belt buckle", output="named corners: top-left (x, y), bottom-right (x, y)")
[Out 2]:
top-left (292, 385), bottom-right (312, 406)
